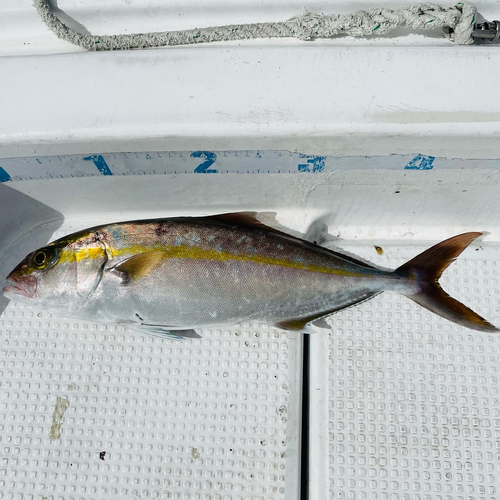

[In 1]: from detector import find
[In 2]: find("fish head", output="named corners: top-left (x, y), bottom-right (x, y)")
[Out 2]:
top-left (3, 230), bottom-right (109, 311)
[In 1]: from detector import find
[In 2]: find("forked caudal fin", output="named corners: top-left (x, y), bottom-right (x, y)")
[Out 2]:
top-left (396, 232), bottom-right (499, 333)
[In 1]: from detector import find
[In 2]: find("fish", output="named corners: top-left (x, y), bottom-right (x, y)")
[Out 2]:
top-left (2, 212), bottom-right (498, 338)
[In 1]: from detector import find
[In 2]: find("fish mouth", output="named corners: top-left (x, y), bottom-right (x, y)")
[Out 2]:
top-left (2, 275), bottom-right (38, 299)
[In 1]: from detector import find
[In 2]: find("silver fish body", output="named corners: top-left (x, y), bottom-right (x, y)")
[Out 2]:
top-left (77, 221), bottom-right (396, 328)
top-left (3, 213), bottom-right (498, 335)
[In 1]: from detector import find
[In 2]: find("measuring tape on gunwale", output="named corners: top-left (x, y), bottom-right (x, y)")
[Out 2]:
top-left (0, 150), bottom-right (497, 183)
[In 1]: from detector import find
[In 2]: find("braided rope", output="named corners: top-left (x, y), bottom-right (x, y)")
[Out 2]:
top-left (33, 1), bottom-right (477, 50)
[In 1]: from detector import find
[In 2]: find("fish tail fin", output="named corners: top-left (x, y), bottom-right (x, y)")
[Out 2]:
top-left (396, 232), bottom-right (499, 333)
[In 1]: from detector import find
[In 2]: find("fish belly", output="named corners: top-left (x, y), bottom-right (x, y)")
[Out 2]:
top-left (85, 257), bottom-right (386, 327)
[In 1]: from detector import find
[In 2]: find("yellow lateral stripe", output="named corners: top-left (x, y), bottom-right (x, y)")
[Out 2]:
top-left (62, 244), bottom-right (365, 277)
top-left (59, 247), bottom-right (105, 263)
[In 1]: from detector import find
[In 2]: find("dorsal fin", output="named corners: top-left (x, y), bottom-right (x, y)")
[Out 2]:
top-left (205, 212), bottom-right (288, 236)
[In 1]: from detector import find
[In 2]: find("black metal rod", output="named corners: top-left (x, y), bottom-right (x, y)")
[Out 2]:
top-left (300, 334), bottom-right (310, 500)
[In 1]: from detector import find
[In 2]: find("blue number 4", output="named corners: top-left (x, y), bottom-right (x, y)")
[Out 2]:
top-left (298, 156), bottom-right (325, 173)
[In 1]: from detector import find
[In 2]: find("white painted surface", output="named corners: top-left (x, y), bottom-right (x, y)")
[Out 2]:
top-left (309, 241), bottom-right (500, 500)
top-left (0, 305), bottom-right (301, 500)
top-left (1, 1), bottom-right (500, 159)
top-left (4, 0), bottom-right (500, 56)
top-left (2, 45), bottom-right (500, 159)
top-left (1, 1), bottom-right (500, 499)
top-left (2, 167), bottom-right (500, 499)
top-left (0, 174), bottom-right (307, 500)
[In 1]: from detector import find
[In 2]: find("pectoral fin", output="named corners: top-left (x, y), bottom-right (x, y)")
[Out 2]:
top-left (114, 251), bottom-right (164, 282)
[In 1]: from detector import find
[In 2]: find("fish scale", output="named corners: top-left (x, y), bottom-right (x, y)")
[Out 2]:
top-left (82, 218), bottom-right (384, 327)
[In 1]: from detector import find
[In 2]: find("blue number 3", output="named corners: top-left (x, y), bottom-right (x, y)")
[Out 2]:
top-left (191, 151), bottom-right (218, 173)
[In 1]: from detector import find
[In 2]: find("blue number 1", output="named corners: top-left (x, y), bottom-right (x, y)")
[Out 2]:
top-left (0, 166), bottom-right (11, 182)
top-left (83, 155), bottom-right (113, 176)
top-left (191, 151), bottom-right (218, 173)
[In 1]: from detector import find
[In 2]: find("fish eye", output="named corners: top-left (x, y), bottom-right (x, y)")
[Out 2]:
top-left (32, 248), bottom-right (59, 270)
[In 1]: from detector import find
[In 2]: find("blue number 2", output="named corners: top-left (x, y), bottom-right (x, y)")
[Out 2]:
top-left (191, 151), bottom-right (218, 173)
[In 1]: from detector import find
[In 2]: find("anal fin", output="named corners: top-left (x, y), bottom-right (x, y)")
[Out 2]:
top-left (275, 318), bottom-right (319, 334)
top-left (127, 324), bottom-right (202, 340)
top-left (275, 292), bottom-right (380, 333)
